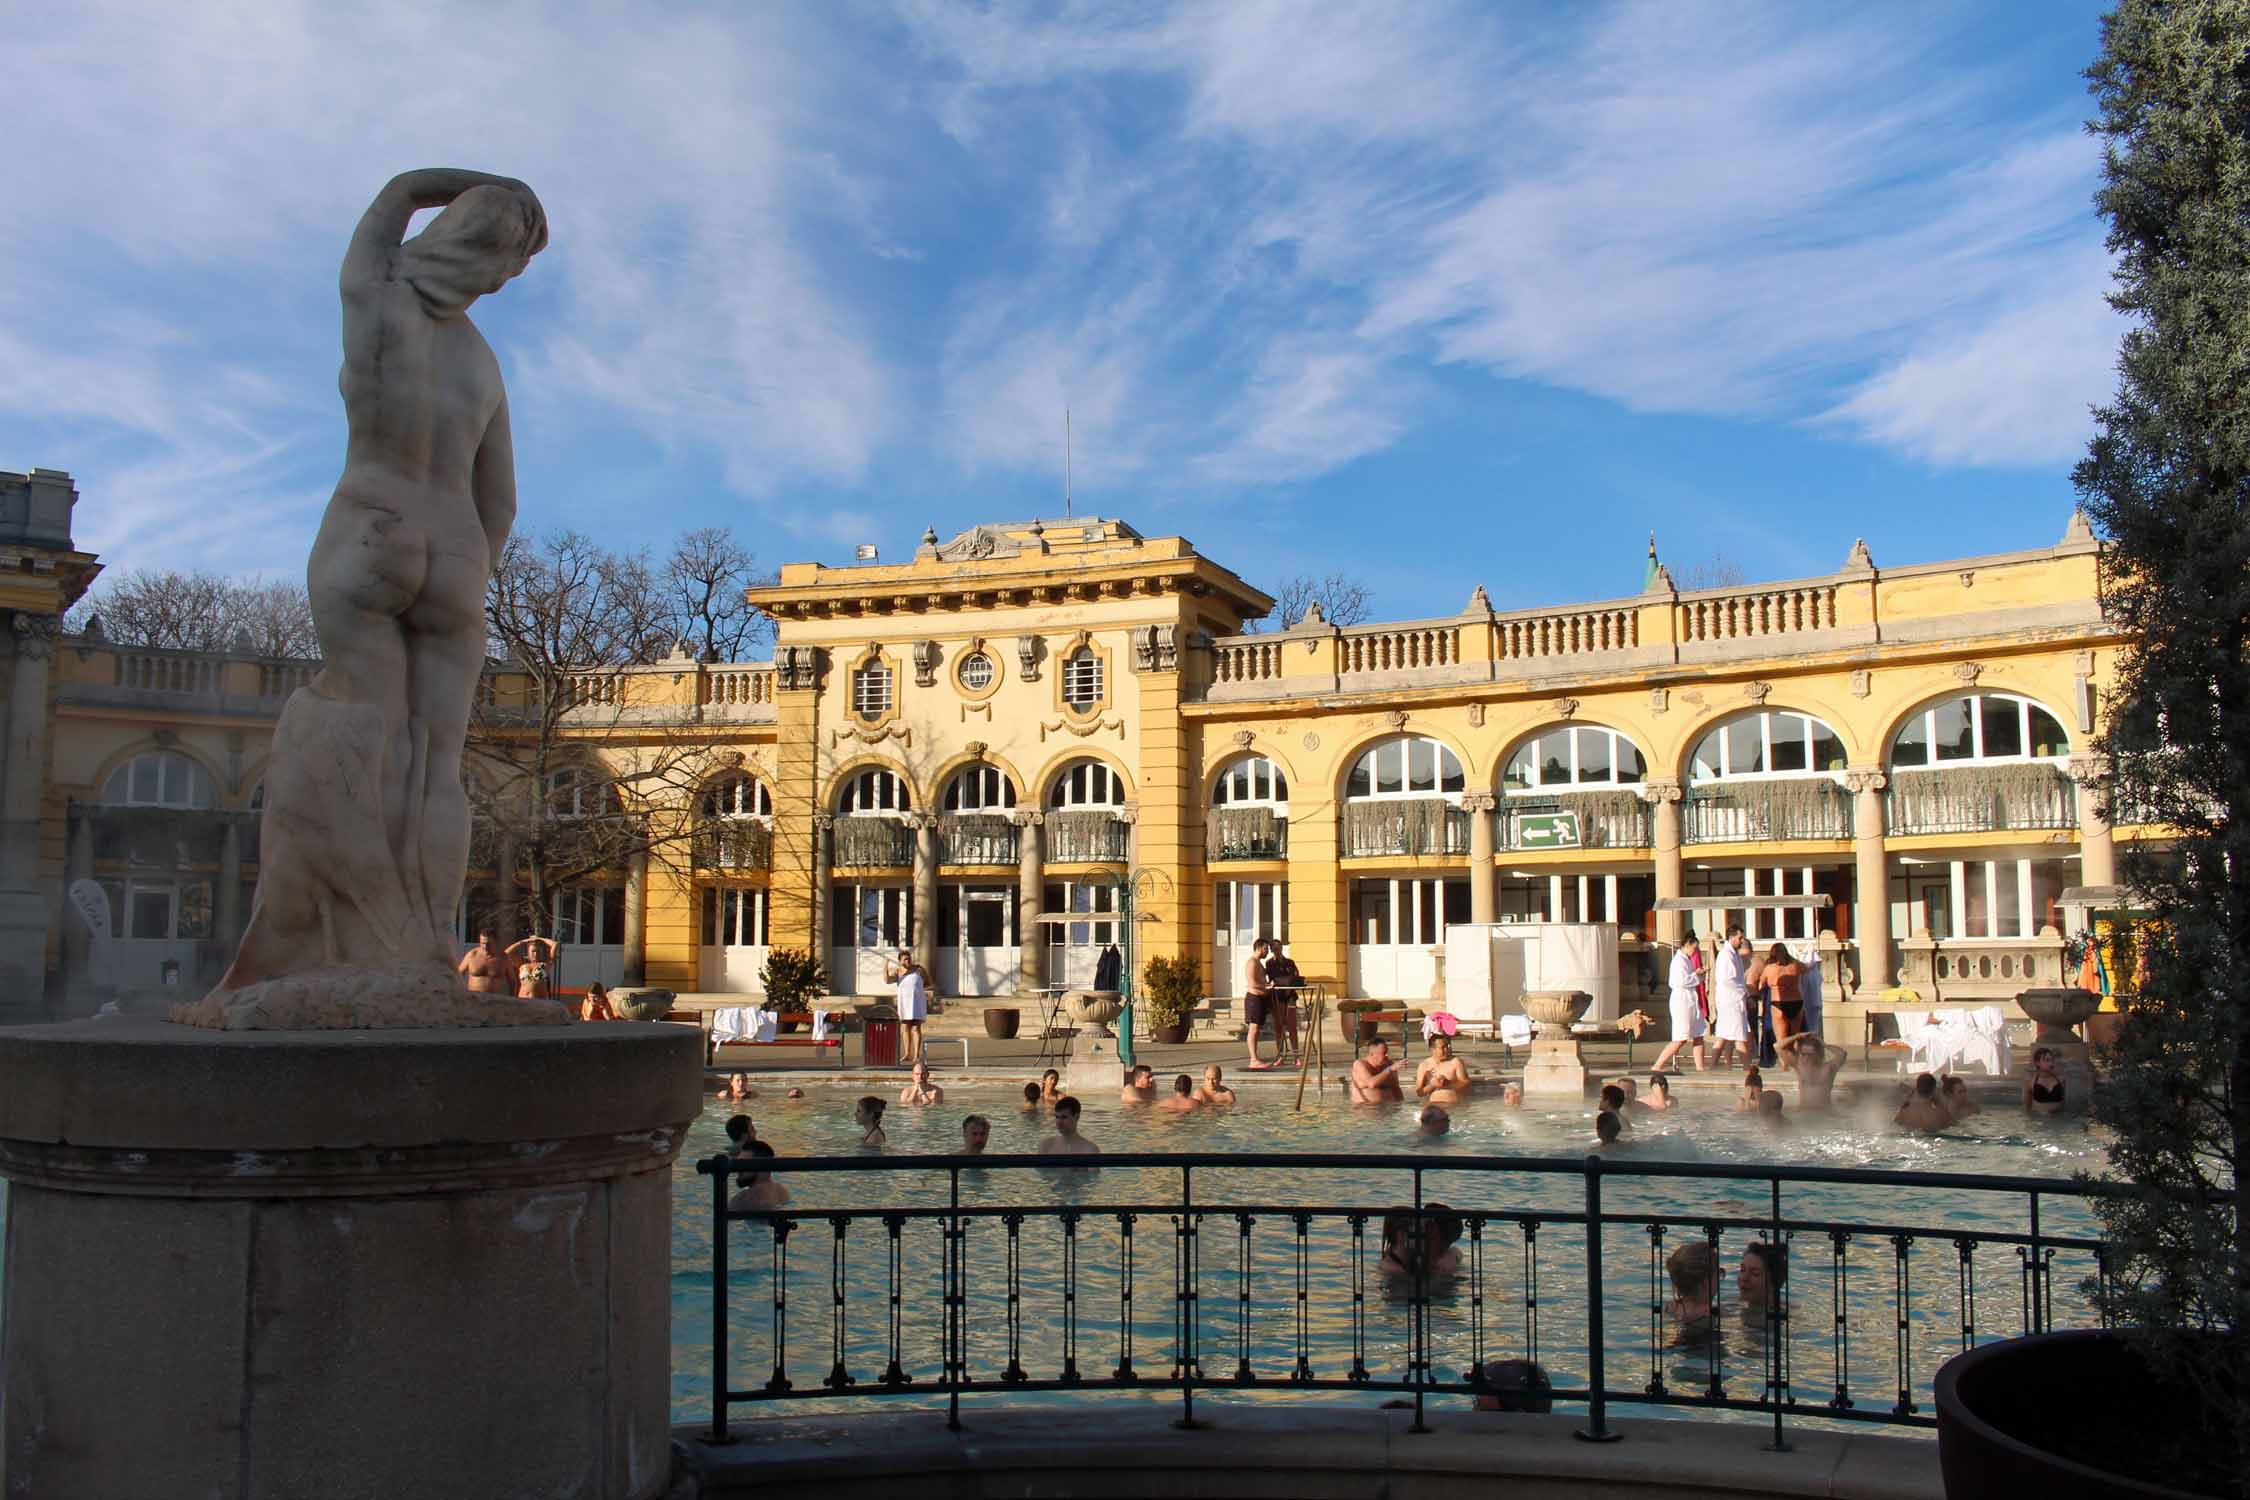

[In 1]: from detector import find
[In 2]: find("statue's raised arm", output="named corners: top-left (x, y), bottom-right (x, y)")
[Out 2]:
top-left (179, 170), bottom-right (557, 1031)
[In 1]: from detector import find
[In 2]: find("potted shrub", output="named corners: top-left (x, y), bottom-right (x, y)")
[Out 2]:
top-left (1140, 955), bottom-right (1202, 1045)
top-left (1336, 998), bottom-right (1384, 1048)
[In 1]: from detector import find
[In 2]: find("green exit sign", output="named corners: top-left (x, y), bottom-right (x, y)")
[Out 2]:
top-left (1516, 812), bottom-right (1582, 848)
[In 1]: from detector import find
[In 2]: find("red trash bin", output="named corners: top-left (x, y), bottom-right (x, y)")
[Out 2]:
top-left (863, 1019), bottom-right (900, 1068)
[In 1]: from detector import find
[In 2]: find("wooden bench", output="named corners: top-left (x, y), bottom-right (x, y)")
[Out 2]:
top-left (671, 1010), bottom-right (846, 1067)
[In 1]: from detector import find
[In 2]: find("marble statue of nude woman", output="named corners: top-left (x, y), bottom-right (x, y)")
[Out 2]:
top-left (178, 170), bottom-right (563, 1028)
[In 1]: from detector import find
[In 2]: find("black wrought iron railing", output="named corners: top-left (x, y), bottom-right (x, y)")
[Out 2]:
top-left (694, 1152), bottom-right (2115, 1446)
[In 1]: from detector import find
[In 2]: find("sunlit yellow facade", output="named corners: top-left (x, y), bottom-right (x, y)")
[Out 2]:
top-left (8, 477), bottom-right (2145, 1044)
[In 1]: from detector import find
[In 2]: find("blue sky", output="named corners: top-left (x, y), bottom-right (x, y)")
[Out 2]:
top-left (5, 1), bottom-right (2120, 622)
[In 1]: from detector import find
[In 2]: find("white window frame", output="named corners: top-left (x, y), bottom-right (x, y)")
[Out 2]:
top-left (957, 651), bottom-right (996, 692)
top-left (1344, 736), bottom-right (1466, 803)
top-left (1503, 726), bottom-right (1648, 794)
top-left (942, 765), bottom-right (1017, 812)
top-left (1689, 711), bottom-right (1848, 785)
top-left (1213, 880), bottom-right (1289, 945)
top-left (1060, 649), bottom-right (1104, 711)
top-left (838, 768), bottom-right (912, 815)
top-left (851, 663), bottom-right (892, 720)
top-left (1349, 876), bottom-right (1470, 946)
top-left (1047, 760), bottom-right (1127, 809)
top-left (1889, 692), bottom-right (2071, 770)
top-left (703, 885), bottom-right (771, 947)
top-left (101, 751), bottom-right (216, 809)
top-left (546, 765), bottom-right (617, 820)
top-left (703, 774), bottom-right (771, 819)
top-left (1211, 755), bottom-right (1288, 809)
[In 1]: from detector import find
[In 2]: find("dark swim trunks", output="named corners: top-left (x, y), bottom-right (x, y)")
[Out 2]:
top-left (1244, 992), bottom-right (1272, 1027)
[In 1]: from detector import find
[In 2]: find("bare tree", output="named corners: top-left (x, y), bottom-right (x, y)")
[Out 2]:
top-left (467, 529), bottom-right (723, 947)
top-left (662, 526), bottom-right (772, 662)
top-left (1673, 553), bottom-right (1747, 592)
top-left (66, 569), bottom-right (319, 657)
top-left (1250, 571), bottom-right (1375, 631)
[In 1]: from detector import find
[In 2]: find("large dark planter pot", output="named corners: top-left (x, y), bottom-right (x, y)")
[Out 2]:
top-left (1149, 1021), bottom-right (1190, 1045)
top-left (1937, 1330), bottom-right (2212, 1498)
top-left (983, 1008), bottom-right (1021, 1040)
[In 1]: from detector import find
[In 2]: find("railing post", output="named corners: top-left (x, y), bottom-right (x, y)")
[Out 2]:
top-left (710, 1157), bottom-right (730, 1444)
top-left (2027, 1192), bottom-right (2046, 1334)
top-left (1410, 1166), bottom-right (1429, 1435)
top-left (1576, 1154), bottom-right (1621, 1443)
top-left (948, 1165), bottom-right (963, 1431)
top-left (1764, 1176), bottom-right (1791, 1453)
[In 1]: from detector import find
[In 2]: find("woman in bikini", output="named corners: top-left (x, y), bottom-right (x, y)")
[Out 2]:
top-left (2024, 1047), bottom-right (2067, 1116)
top-left (1758, 943), bottom-right (1806, 1048)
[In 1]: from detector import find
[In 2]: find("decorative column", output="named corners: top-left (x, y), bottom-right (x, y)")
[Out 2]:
top-left (0, 612), bottom-right (59, 1024)
top-left (811, 814), bottom-right (834, 962)
top-left (1462, 792), bottom-right (1497, 924)
top-left (217, 816), bottom-right (245, 950)
top-left (1643, 779), bottom-right (1684, 947)
top-left (620, 849), bottom-right (647, 987)
top-left (1013, 810), bottom-right (1045, 995)
top-left (2068, 753), bottom-right (2117, 891)
top-left (1120, 803), bottom-right (1138, 871)
top-left (909, 812), bottom-right (938, 977)
top-left (1845, 767), bottom-right (1892, 993)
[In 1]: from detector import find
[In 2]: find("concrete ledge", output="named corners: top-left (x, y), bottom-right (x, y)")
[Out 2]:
top-left (0, 1015), bottom-right (704, 1152)
top-left (675, 1403), bottom-right (1939, 1499)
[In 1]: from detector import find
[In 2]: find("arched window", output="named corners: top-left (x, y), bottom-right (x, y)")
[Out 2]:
top-left (1211, 755), bottom-right (1288, 860)
top-left (837, 768), bottom-right (912, 815)
top-left (1890, 692), bottom-right (2069, 767)
top-left (1502, 726), bottom-right (1646, 793)
top-left (1212, 756), bottom-right (1288, 807)
top-left (1344, 736), bottom-right (1464, 801)
top-left (1689, 711), bottom-right (1847, 782)
top-left (851, 662), bottom-right (892, 720)
top-left (702, 773), bottom-right (772, 820)
top-left (1061, 648), bottom-right (1104, 711)
top-left (101, 751), bottom-right (215, 809)
top-left (943, 765), bottom-right (1017, 812)
top-left (1047, 759), bottom-right (1127, 809)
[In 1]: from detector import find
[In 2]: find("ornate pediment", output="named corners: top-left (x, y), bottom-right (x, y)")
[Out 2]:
top-left (934, 524), bottom-right (1023, 563)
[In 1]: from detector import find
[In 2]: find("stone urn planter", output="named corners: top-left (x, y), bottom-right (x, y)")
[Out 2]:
top-left (1062, 990), bottom-right (1123, 1037)
top-left (609, 987), bottom-right (675, 1023)
top-left (2017, 986), bottom-right (2101, 1044)
top-left (1336, 1000), bottom-right (1383, 1050)
top-left (983, 1007), bottom-right (1022, 1041)
top-left (1148, 1020), bottom-right (1190, 1045)
top-left (1521, 989), bottom-right (1591, 1036)
top-left (1937, 1330), bottom-right (2215, 1498)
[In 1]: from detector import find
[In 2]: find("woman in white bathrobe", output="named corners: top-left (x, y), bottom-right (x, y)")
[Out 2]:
top-left (1653, 932), bottom-right (1710, 1073)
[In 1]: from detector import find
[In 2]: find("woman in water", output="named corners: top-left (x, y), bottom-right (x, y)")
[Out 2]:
top-left (1758, 943), bottom-right (1806, 1047)
top-left (1736, 1069), bottom-right (1764, 1112)
top-left (1665, 1240), bottom-right (1719, 1343)
top-left (1644, 1073), bottom-right (1675, 1111)
top-left (855, 1095), bottom-right (889, 1147)
top-left (1379, 1205), bottom-right (1464, 1282)
top-left (2023, 1047), bottom-right (2067, 1116)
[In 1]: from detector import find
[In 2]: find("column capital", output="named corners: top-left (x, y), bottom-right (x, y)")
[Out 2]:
top-left (813, 812), bottom-right (836, 831)
top-left (1459, 791), bottom-right (1498, 813)
top-left (1842, 766), bottom-right (1888, 794)
top-left (1009, 809), bottom-right (1045, 828)
top-left (1638, 778), bottom-right (1684, 805)
top-left (1116, 804), bottom-right (1138, 827)
top-left (2066, 752), bottom-right (2110, 783)
top-left (8, 611), bottom-right (59, 663)
top-left (904, 812), bottom-right (939, 832)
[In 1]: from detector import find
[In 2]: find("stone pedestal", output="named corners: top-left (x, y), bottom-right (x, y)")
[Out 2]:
top-left (1062, 1034), bottom-right (1126, 1098)
top-left (0, 1017), bottom-right (703, 1500)
top-left (1520, 989), bottom-right (1591, 1100)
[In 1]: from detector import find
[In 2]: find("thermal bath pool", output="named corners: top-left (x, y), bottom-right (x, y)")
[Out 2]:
top-left (669, 1083), bottom-right (2113, 1429)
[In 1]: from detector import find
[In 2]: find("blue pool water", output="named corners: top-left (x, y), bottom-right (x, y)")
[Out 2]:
top-left (669, 1083), bottom-right (2112, 1426)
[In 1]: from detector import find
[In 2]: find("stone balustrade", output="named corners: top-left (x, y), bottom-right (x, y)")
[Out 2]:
top-left (1895, 935), bottom-right (2071, 1002)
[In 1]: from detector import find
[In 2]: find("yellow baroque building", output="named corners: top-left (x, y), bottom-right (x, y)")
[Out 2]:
top-left (2, 471), bottom-right (2146, 1046)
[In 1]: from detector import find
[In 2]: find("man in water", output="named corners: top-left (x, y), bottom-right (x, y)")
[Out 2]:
top-left (1417, 1103), bottom-right (1451, 1138)
top-left (457, 931), bottom-right (513, 993)
top-left (1157, 1074), bottom-right (1202, 1114)
top-left (1415, 1034), bottom-right (1472, 1106)
top-left (1739, 1240), bottom-right (1787, 1324)
top-left (1666, 1240), bottom-right (1719, 1343)
top-left (725, 1113), bottom-right (755, 1154)
top-left (1780, 1033), bottom-right (1845, 1110)
top-left (1499, 1081), bottom-right (1524, 1109)
top-left (960, 1115), bottom-right (991, 1155)
top-left (898, 1061), bottom-right (944, 1106)
top-left (1119, 1064), bottom-right (1158, 1105)
top-left (726, 1140), bottom-right (789, 1210)
top-left (1350, 1040), bottom-right (1405, 1104)
top-left (1893, 1072), bottom-right (1953, 1133)
top-left (721, 1072), bottom-right (755, 1102)
top-left (1473, 1359), bottom-right (1553, 1413)
top-left (1757, 1090), bottom-right (1792, 1133)
top-left (1020, 1082), bottom-right (1044, 1113)
top-left (1193, 1064), bottom-right (1237, 1106)
top-left (1598, 1083), bottom-right (1634, 1127)
top-left (1039, 1096), bottom-right (1101, 1157)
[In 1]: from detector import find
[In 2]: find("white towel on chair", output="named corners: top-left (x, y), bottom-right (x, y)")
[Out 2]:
top-left (711, 1006), bottom-right (755, 1042)
top-left (810, 1010), bottom-right (833, 1042)
top-left (1499, 1014), bottom-right (1534, 1048)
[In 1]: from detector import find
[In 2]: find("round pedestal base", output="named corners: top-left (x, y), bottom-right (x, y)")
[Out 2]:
top-left (0, 1017), bottom-right (703, 1500)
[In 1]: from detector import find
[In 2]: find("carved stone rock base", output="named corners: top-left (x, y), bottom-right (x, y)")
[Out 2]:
top-left (171, 959), bottom-right (569, 1030)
